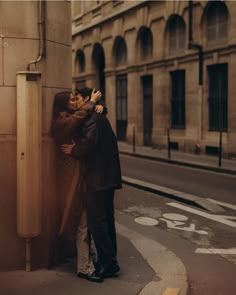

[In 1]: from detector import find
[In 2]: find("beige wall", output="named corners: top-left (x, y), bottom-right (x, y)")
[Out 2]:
top-left (72, 0), bottom-right (236, 157)
top-left (0, 1), bottom-right (72, 270)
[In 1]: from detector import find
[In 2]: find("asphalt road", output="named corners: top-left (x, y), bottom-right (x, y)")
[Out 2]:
top-left (120, 154), bottom-right (236, 204)
top-left (115, 184), bottom-right (236, 295)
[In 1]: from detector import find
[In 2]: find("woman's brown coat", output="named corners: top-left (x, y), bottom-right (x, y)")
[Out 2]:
top-left (51, 102), bottom-right (94, 240)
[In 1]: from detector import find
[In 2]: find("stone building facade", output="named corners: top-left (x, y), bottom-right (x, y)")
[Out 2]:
top-left (72, 0), bottom-right (236, 158)
top-left (0, 1), bottom-right (72, 270)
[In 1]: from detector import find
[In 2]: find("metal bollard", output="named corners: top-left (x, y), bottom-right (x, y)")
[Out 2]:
top-left (167, 128), bottom-right (171, 159)
top-left (133, 126), bottom-right (136, 153)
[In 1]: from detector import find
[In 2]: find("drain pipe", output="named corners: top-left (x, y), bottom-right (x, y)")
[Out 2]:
top-left (27, 0), bottom-right (45, 70)
top-left (188, 0), bottom-right (203, 85)
top-left (18, 0), bottom-right (45, 272)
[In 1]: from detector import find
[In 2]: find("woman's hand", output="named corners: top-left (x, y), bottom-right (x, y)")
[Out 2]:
top-left (95, 105), bottom-right (104, 113)
top-left (90, 88), bottom-right (102, 103)
top-left (61, 143), bottom-right (76, 155)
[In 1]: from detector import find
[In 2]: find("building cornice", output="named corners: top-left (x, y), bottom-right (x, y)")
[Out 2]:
top-left (72, 1), bottom-right (150, 38)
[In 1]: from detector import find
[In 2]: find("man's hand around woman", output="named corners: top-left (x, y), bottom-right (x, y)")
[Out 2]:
top-left (61, 143), bottom-right (76, 155)
top-left (95, 105), bottom-right (104, 113)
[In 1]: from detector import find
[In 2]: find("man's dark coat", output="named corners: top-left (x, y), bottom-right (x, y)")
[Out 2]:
top-left (72, 111), bottom-right (122, 193)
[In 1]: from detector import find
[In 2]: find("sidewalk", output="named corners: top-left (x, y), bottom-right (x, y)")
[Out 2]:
top-left (0, 208), bottom-right (188, 295)
top-left (118, 141), bottom-right (236, 174)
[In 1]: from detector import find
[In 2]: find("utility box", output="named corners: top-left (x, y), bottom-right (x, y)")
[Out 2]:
top-left (16, 71), bottom-right (42, 238)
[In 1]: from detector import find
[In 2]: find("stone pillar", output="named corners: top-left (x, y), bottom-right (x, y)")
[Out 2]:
top-left (0, 1), bottom-right (72, 270)
top-left (127, 71), bottom-right (140, 144)
top-left (152, 68), bottom-right (169, 148)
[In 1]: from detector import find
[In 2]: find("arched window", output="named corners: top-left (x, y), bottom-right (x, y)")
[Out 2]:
top-left (76, 49), bottom-right (85, 73)
top-left (114, 37), bottom-right (127, 66)
top-left (206, 2), bottom-right (228, 42)
top-left (137, 27), bottom-right (153, 60)
top-left (168, 15), bottom-right (185, 54)
top-left (92, 43), bottom-right (106, 102)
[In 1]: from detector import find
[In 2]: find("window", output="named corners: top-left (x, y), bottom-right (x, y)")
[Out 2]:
top-left (138, 27), bottom-right (153, 60)
top-left (142, 75), bottom-right (153, 146)
top-left (76, 49), bottom-right (85, 73)
top-left (116, 75), bottom-right (127, 141)
top-left (114, 37), bottom-right (127, 66)
top-left (206, 2), bottom-right (228, 42)
top-left (170, 70), bottom-right (185, 129)
top-left (208, 64), bottom-right (228, 132)
top-left (169, 16), bottom-right (185, 54)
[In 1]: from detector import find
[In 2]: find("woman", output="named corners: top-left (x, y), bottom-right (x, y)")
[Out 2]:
top-left (51, 89), bottom-right (103, 282)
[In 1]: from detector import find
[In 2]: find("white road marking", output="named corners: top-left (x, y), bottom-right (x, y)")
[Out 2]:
top-left (167, 202), bottom-right (236, 228)
top-left (162, 213), bottom-right (188, 221)
top-left (195, 248), bottom-right (236, 255)
top-left (134, 216), bottom-right (159, 226)
top-left (207, 198), bottom-right (236, 211)
top-left (122, 176), bottom-right (223, 212)
top-left (160, 218), bottom-right (208, 235)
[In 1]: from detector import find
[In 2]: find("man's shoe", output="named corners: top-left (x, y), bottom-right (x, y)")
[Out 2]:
top-left (98, 264), bottom-right (120, 278)
top-left (77, 272), bottom-right (103, 283)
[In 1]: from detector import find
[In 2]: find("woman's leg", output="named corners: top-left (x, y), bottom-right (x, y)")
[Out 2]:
top-left (76, 207), bottom-right (95, 274)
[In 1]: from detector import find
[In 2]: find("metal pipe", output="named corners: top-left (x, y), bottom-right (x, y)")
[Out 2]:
top-left (133, 126), bottom-right (136, 153)
top-left (218, 127), bottom-right (222, 167)
top-left (25, 238), bottom-right (31, 271)
top-left (27, 0), bottom-right (45, 70)
top-left (218, 80), bottom-right (223, 167)
top-left (167, 128), bottom-right (171, 159)
top-left (188, 0), bottom-right (193, 46)
top-left (188, 0), bottom-right (203, 85)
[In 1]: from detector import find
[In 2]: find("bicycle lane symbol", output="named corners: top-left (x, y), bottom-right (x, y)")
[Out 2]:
top-left (134, 213), bottom-right (208, 235)
top-left (160, 213), bottom-right (208, 235)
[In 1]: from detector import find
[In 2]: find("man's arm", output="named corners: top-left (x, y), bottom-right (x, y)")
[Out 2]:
top-left (72, 100), bottom-right (95, 125)
top-left (61, 116), bottom-right (99, 158)
top-left (52, 100), bottom-right (95, 138)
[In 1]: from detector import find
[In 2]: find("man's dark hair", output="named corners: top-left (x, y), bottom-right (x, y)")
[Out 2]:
top-left (75, 87), bottom-right (93, 100)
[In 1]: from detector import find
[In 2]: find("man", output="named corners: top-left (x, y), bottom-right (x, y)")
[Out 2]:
top-left (62, 87), bottom-right (122, 281)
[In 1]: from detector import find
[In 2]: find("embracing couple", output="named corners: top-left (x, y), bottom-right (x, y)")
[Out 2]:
top-left (51, 87), bottom-right (122, 283)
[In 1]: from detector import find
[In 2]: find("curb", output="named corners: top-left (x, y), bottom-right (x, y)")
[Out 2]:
top-left (116, 222), bottom-right (188, 295)
top-left (122, 176), bottom-right (224, 213)
top-left (120, 151), bottom-right (236, 176)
